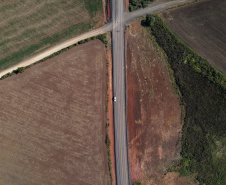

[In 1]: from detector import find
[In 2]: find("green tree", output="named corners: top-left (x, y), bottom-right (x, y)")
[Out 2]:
top-left (16, 67), bottom-right (25, 74)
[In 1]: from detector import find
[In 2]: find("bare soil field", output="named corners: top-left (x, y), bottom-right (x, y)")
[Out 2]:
top-left (0, 40), bottom-right (110, 185)
top-left (126, 20), bottom-right (196, 184)
top-left (0, 0), bottom-right (104, 72)
top-left (161, 0), bottom-right (226, 75)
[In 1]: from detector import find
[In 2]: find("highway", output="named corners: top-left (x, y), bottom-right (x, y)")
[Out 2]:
top-left (112, 0), bottom-right (129, 184)
top-left (111, 0), bottom-right (193, 184)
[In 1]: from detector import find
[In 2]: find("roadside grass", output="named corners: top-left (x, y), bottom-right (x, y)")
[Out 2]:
top-left (132, 182), bottom-right (142, 185)
top-left (144, 14), bottom-right (226, 184)
top-left (0, 0), bottom-right (103, 71)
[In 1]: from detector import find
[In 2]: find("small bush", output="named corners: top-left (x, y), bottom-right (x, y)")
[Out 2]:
top-left (129, 0), bottom-right (154, 11)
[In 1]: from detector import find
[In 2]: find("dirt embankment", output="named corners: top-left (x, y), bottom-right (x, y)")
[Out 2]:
top-left (126, 0), bottom-right (129, 11)
top-left (126, 20), bottom-right (195, 184)
top-left (107, 36), bottom-right (116, 185)
top-left (106, 0), bottom-right (111, 21)
top-left (0, 40), bottom-right (110, 185)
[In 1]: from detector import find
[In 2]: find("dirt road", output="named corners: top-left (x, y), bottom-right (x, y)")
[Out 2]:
top-left (0, 23), bottom-right (112, 78)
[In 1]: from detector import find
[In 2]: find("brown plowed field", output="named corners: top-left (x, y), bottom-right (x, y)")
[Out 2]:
top-left (126, 20), bottom-right (196, 185)
top-left (161, 0), bottom-right (226, 75)
top-left (0, 40), bottom-right (110, 185)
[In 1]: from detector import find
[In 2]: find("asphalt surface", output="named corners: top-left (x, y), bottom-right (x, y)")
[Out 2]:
top-left (112, 0), bottom-right (130, 184)
top-left (124, 0), bottom-right (193, 23)
top-left (111, 0), bottom-right (192, 185)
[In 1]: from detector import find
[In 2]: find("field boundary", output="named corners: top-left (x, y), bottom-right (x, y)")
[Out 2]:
top-left (0, 34), bottom-right (108, 80)
top-left (0, 23), bottom-right (112, 79)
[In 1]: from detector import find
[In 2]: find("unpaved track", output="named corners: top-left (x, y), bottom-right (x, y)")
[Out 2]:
top-left (0, 23), bottom-right (112, 78)
top-left (0, 0), bottom-right (193, 79)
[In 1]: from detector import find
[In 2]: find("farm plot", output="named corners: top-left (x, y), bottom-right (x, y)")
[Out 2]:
top-left (161, 0), bottom-right (226, 75)
top-left (0, 40), bottom-right (110, 185)
top-left (0, 0), bottom-right (103, 71)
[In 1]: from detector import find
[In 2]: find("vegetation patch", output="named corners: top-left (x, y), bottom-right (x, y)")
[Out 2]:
top-left (144, 14), bottom-right (226, 185)
top-left (129, 0), bottom-right (154, 11)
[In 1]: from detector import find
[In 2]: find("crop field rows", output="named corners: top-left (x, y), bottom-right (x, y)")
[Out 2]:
top-left (0, 0), bottom-right (103, 71)
top-left (0, 40), bottom-right (110, 185)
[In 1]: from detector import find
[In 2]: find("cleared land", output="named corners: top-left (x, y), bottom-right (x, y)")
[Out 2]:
top-left (161, 0), bottom-right (226, 75)
top-left (126, 20), bottom-right (195, 185)
top-left (0, 40), bottom-right (110, 185)
top-left (0, 0), bottom-right (104, 71)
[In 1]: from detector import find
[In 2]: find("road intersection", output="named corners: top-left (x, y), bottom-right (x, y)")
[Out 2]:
top-left (112, 0), bottom-right (192, 185)
top-left (0, 1), bottom-right (193, 184)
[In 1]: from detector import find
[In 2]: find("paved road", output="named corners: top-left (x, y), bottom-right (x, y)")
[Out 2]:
top-left (125, 0), bottom-right (193, 23)
top-left (111, 0), bottom-right (192, 185)
top-left (112, 0), bottom-right (130, 184)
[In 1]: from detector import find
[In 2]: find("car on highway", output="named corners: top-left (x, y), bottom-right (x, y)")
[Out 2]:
top-left (113, 96), bottom-right (116, 102)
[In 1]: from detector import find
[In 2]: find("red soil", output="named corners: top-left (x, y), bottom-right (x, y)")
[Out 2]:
top-left (106, 0), bottom-right (111, 21)
top-left (107, 46), bottom-right (116, 185)
top-left (125, 0), bottom-right (129, 11)
top-left (126, 20), bottom-right (185, 184)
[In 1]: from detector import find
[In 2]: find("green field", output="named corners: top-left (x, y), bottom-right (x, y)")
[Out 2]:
top-left (145, 15), bottom-right (226, 184)
top-left (0, 0), bottom-right (103, 71)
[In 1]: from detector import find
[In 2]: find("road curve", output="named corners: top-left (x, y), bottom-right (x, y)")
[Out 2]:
top-left (0, 23), bottom-right (112, 78)
top-left (124, 0), bottom-right (193, 23)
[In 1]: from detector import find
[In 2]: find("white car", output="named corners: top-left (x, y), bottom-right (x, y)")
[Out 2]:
top-left (113, 97), bottom-right (116, 102)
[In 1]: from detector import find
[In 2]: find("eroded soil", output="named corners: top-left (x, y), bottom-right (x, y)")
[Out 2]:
top-left (126, 20), bottom-right (194, 184)
top-left (107, 38), bottom-right (116, 185)
top-left (0, 40), bottom-right (110, 185)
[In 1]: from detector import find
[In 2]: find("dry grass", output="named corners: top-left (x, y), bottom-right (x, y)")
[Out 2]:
top-left (0, 40), bottom-right (110, 185)
top-left (0, 0), bottom-right (103, 71)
